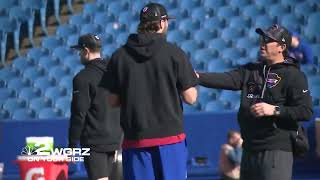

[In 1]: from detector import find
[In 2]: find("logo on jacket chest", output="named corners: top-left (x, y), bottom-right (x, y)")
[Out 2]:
top-left (266, 73), bottom-right (281, 88)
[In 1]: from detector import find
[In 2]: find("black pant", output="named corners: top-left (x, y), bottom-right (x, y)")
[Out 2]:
top-left (84, 151), bottom-right (115, 180)
top-left (240, 149), bottom-right (293, 180)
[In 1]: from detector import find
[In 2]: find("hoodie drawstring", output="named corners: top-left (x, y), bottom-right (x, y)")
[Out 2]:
top-left (261, 65), bottom-right (271, 99)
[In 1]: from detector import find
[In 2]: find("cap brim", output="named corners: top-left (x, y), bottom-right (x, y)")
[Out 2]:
top-left (70, 45), bottom-right (82, 50)
top-left (255, 28), bottom-right (278, 42)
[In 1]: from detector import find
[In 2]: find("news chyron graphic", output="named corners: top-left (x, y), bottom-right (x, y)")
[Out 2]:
top-left (20, 137), bottom-right (90, 162)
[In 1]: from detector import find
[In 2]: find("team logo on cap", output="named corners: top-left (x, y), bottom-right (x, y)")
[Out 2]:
top-left (143, 7), bottom-right (148, 13)
top-left (94, 35), bottom-right (100, 40)
top-left (281, 38), bottom-right (285, 42)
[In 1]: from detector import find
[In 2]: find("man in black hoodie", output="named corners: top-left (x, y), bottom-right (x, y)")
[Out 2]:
top-left (69, 34), bottom-right (122, 180)
top-left (103, 3), bottom-right (198, 180)
top-left (197, 24), bottom-right (313, 180)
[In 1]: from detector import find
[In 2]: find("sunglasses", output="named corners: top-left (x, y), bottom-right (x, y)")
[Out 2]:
top-left (260, 36), bottom-right (277, 44)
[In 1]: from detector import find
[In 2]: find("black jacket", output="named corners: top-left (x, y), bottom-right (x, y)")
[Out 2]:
top-left (104, 33), bottom-right (198, 140)
top-left (68, 59), bottom-right (122, 151)
top-left (199, 59), bottom-right (313, 152)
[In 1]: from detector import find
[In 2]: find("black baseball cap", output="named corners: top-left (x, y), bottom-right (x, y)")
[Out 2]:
top-left (70, 34), bottom-right (102, 50)
top-left (140, 3), bottom-right (175, 22)
top-left (256, 24), bottom-right (292, 45)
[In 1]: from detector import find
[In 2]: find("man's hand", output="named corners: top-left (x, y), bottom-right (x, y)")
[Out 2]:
top-left (250, 102), bottom-right (276, 117)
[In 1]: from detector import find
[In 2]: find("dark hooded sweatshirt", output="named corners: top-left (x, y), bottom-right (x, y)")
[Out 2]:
top-left (104, 33), bottom-right (198, 140)
top-left (199, 58), bottom-right (313, 152)
top-left (68, 59), bottom-right (122, 152)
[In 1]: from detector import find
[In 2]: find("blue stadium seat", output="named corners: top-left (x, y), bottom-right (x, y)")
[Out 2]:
top-left (0, 67), bottom-right (17, 81)
top-left (302, 65), bottom-right (319, 76)
top-left (83, 2), bottom-right (104, 16)
top-left (107, 1), bottom-right (128, 17)
top-left (221, 27), bottom-right (243, 42)
top-left (131, 1), bottom-right (147, 15)
top-left (70, 64), bottom-right (84, 76)
top-left (26, 48), bottom-right (49, 64)
top-left (0, 88), bottom-right (14, 103)
top-left (180, 40), bottom-right (201, 57)
top-left (66, 34), bottom-right (79, 47)
top-left (59, 75), bottom-right (73, 94)
top-left (11, 57), bottom-right (33, 75)
top-left (242, 4), bottom-right (264, 19)
top-left (118, 11), bottom-right (138, 27)
top-left (129, 21), bottom-right (139, 34)
top-left (52, 46), bottom-right (74, 63)
top-left (254, 0), bottom-right (276, 8)
top-left (115, 32), bottom-right (129, 46)
top-left (193, 29), bottom-right (216, 45)
top-left (219, 90), bottom-right (241, 106)
top-left (2, 98), bottom-right (25, 116)
top-left (56, 24), bottom-right (78, 40)
top-left (310, 85), bottom-right (320, 99)
top-left (267, 4), bottom-right (290, 19)
top-left (247, 28), bottom-right (259, 42)
top-left (229, 0), bottom-right (250, 9)
top-left (48, 66), bottom-right (69, 83)
top-left (7, 77), bottom-right (30, 93)
top-left (221, 48), bottom-right (244, 61)
top-left (93, 12), bottom-right (115, 27)
top-left (280, 0), bottom-right (300, 9)
top-left (179, 0), bottom-right (200, 14)
top-left (191, 7), bottom-right (212, 21)
top-left (203, 17), bottom-right (225, 30)
top-left (21, 0), bottom-right (48, 35)
top-left (53, 0), bottom-right (61, 24)
top-left (198, 91), bottom-right (217, 106)
top-left (229, 16), bottom-right (251, 29)
top-left (69, 14), bottom-right (91, 29)
top-left (236, 37), bottom-right (257, 51)
top-left (38, 108), bottom-right (60, 119)
top-left (183, 103), bottom-right (199, 113)
top-left (308, 76), bottom-right (320, 86)
top-left (235, 57), bottom-right (254, 66)
top-left (0, 17), bottom-right (17, 64)
top-left (55, 96), bottom-right (71, 117)
top-left (102, 44), bottom-right (117, 59)
top-left (0, 109), bottom-right (9, 120)
top-left (44, 86), bottom-right (65, 103)
top-left (167, 8), bottom-right (188, 21)
top-left (105, 22), bottom-right (126, 37)
top-left (205, 100), bottom-right (227, 112)
top-left (280, 14), bottom-right (302, 32)
top-left (217, 6), bottom-right (238, 21)
top-left (63, 55), bottom-right (81, 70)
top-left (167, 30), bottom-right (188, 44)
top-left (254, 15), bottom-right (274, 29)
top-left (23, 67), bottom-right (43, 82)
top-left (304, 12), bottom-right (320, 43)
top-left (208, 38), bottom-right (230, 52)
top-left (41, 36), bottom-right (64, 52)
top-left (18, 87), bottom-right (39, 101)
top-left (33, 77), bottom-right (53, 94)
top-left (294, 2), bottom-right (316, 19)
top-left (178, 19), bottom-right (200, 33)
top-left (249, 47), bottom-right (260, 60)
top-left (203, 0), bottom-right (225, 11)
top-left (207, 59), bottom-right (232, 73)
top-left (38, 56), bottom-right (59, 73)
top-left (312, 44), bottom-right (320, 60)
top-left (194, 49), bottom-right (217, 65)
top-left (0, 0), bottom-right (18, 12)
top-left (12, 108), bottom-right (35, 120)
top-left (80, 24), bottom-right (102, 35)
top-left (29, 97), bottom-right (50, 111)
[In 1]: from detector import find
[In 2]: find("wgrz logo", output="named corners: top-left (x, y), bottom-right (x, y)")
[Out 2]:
top-left (21, 143), bottom-right (90, 162)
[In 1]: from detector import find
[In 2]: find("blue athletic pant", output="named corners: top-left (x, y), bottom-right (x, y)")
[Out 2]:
top-left (122, 140), bottom-right (188, 180)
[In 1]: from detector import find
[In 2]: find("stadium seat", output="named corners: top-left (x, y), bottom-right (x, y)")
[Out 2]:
top-left (44, 86), bottom-right (65, 103)
top-left (107, 1), bottom-right (128, 17)
top-left (59, 75), bottom-right (73, 94)
top-left (193, 29), bottom-right (216, 45)
top-left (83, 2), bottom-right (104, 16)
top-left (254, 0), bottom-right (276, 8)
top-left (221, 48), bottom-right (245, 61)
top-left (38, 108), bottom-right (61, 119)
top-left (129, 21), bottom-right (139, 34)
top-left (217, 6), bottom-right (238, 21)
top-left (203, 0), bottom-right (225, 11)
top-left (235, 57), bottom-right (254, 66)
top-left (0, 0), bottom-right (18, 12)
top-left (203, 17), bottom-right (225, 30)
top-left (7, 77), bottom-right (30, 93)
top-left (118, 11), bottom-right (138, 27)
top-left (167, 30), bottom-right (188, 44)
top-left (48, 66), bottom-right (69, 83)
top-left (229, 16), bottom-right (251, 30)
top-left (105, 22), bottom-right (127, 37)
top-left (11, 57), bottom-right (33, 75)
top-left (115, 32), bottom-right (129, 46)
top-left (23, 66), bottom-right (44, 83)
top-left (41, 36), bottom-right (64, 52)
top-left (254, 15), bottom-right (274, 29)
top-left (191, 7), bottom-right (212, 21)
top-left (229, 0), bottom-right (250, 9)
top-left (55, 96), bottom-right (71, 117)
top-left (249, 47), bottom-right (260, 60)
top-left (310, 85), bottom-right (320, 99)
top-left (12, 108), bottom-right (35, 120)
top-left (21, 0), bottom-right (48, 35)
top-left (312, 44), bottom-right (320, 60)
top-left (52, 47), bottom-right (74, 64)
top-left (38, 56), bottom-right (59, 73)
top-left (179, 0), bottom-right (200, 14)
top-left (70, 64), bottom-right (84, 76)
top-left (221, 27), bottom-right (243, 42)
top-left (93, 12), bottom-right (115, 27)
top-left (66, 34), bottom-right (79, 47)
top-left (198, 91), bottom-right (217, 106)
top-left (18, 87), bottom-right (39, 101)
top-left (294, 2), bottom-right (315, 19)
top-left (301, 65), bottom-right (319, 76)
top-left (178, 19), bottom-right (200, 34)
top-left (0, 17), bottom-right (17, 64)
top-left (69, 14), bottom-right (91, 29)
top-left (183, 103), bottom-right (200, 113)
top-left (167, 8), bottom-right (188, 21)
top-left (194, 49), bottom-right (217, 65)
top-left (208, 38), bottom-right (230, 52)
top-left (80, 24), bottom-right (102, 36)
top-left (0, 88), bottom-right (14, 103)
top-left (242, 4), bottom-right (264, 20)
top-left (280, 0), bottom-right (300, 9)
top-left (56, 24), bottom-right (78, 40)
top-left (102, 44), bottom-right (117, 59)
top-left (33, 77), bottom-right (53, 94)
top-left (29, 97), bottom-right (50, 111)
top-left (308, 76), bottom-right (320, 86)
top-left (131, 0), bottom-right (147, 15)
top-left (236, 37), bottom-right (257, 51)
top-left (304, 12), bottom-right (320, 43)
top-left (26, 48), bottom-right (49, 64)
top-left (2, 98), bottom-right (25, 116)
top-left (205, 100), bottom-right (228, 112)
top-left (207, 59), bottom-right (232, 73)
top-left (219, 90), bottom-right (241, 106)
top-left (280, 14), bottom-right (302, 32)
top-left (0, 67), bottom-right (17, 81)
top-left (180, 40), bottom-right (201, 57)
top-left (53, 0), bottom-right (61, 24)
top-left (63, 55), bottom-right (81, 71)
top-left (267, 4), bottom-right (290, 20)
